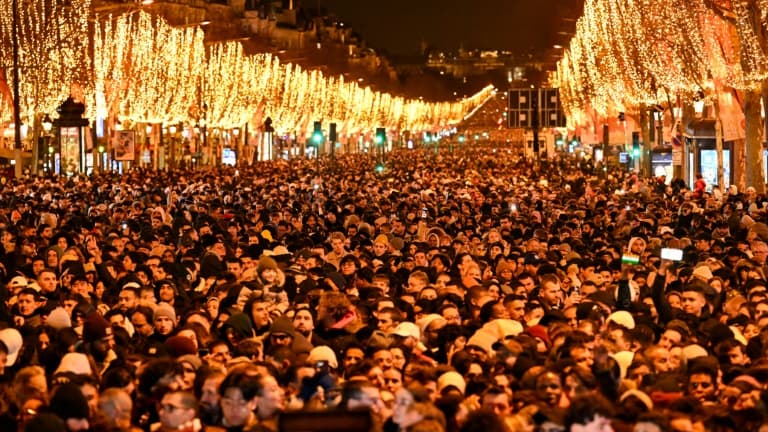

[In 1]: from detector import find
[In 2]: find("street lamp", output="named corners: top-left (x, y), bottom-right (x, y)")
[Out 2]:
top-left (97, 143), bottom-right (106, 172)
top-left (694, 91), bottom-right (705, 118)
top-left (42, 115), bottom-right (52, 134)
top-left (42, 115), bottom-right (52, 174)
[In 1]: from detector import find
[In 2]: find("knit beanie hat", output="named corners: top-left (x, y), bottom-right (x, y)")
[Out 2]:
top-left (269, 317), bottom-right (296, 337)
top-left (178, 354), bottom-right (203, 370)
top-left (222, 313), bottom-right (255, 340)
top-left (47, 307), bottom-right (72, 330)
top-left (49, 383), bottom-right (90, 420)
top-left (691, 265), bottom-right (714, 282)
top-left (437, 371), bottom-right (466, 395)
top-left (524, 325), bottom-right (551, 348)
top-left (154, 302), bottom-right (177, 324)
top-left (307, 346), bottom-right (338, 369)
top-left (164, 335), bottom-right (197, 357)
top-left (257, 256), bottom-right (279, 274)
top-left (83, 313), bottom-right (112, 343)
top-left (54, 352), bottom-right (93, 376)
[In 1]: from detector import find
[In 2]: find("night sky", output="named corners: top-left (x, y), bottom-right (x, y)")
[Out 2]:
top-left (321, 0), bottom-right (582, 55)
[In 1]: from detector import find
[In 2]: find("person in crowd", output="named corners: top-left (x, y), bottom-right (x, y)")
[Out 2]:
top-left (3, 148), bottom-right (768, 431)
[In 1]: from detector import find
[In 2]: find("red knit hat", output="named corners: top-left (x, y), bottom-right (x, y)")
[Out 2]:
top-left (83, 313), bottom-right (112, 343)
top-left (524, 325), bottom-right (551, 348)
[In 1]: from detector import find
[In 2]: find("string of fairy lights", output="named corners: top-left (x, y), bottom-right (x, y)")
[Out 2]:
top-left (554, 0), bottom-right (768, 123)
top-left (1, 7), bottom-right (493, 139)
top-left (0, 0), bottom-right (92, 124)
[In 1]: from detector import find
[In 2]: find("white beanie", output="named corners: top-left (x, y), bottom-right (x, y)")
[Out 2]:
top-left (55, 352), bottom-right (93, 376)
top-left (47, 307), bottom-right (72, 330)
top-left (437, 371), bottom-right (466, 395)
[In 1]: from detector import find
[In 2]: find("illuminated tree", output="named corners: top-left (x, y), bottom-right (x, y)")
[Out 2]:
top-left (556, 0), bottom-right (768, 189)
top-left (702, 0), bottom-right (768, 191)
top-left (0, 0), bottom-right (91, 124)
top-left (94, 12), bottom-right (205, 124)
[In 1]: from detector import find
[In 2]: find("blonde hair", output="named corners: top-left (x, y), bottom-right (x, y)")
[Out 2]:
top-left (12, 366), bottom-right (47, 406)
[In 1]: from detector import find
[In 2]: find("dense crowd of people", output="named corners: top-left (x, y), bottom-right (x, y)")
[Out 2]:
top-left (0, 146), bottom-right (767, 432)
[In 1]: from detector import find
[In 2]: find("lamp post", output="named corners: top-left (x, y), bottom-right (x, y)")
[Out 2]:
top-left (264, 117), bottom-right (274, 162)
top-left (168, 124), bottom-right (177, 170)
top-left (42, 115), bottom-right (52, 175)
top-left (193, 124), bottom-right (201, 169)
top-left (232, 126), bottom-right (240, 166)
top-left (97, 143), bottom-right (106, 172)
top-left (145, 124), bottom-right (153, 168)
top-left (653, 110), bottom-right (664, 147)
top-left (201, 103), bottom-right (208, 167)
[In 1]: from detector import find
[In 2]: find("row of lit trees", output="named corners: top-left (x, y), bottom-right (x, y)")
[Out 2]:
top-left (0, 0), bottom-right (92, 148)
top-left (2, 7), bottom-right (493, 143)
top-left (554, 0), bottom-right (768, 190)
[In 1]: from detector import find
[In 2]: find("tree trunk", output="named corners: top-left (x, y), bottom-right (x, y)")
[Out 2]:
top-left (640, 107), bottom-right (650, 176)
top-left (712, 92), bottom-right (725, 193)
top-left (744, 88), bottom-right (764, 192)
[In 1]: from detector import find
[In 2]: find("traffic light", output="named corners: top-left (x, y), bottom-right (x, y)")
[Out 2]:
top-left (375, 128), bottom-right (386, 145)
top-left (458, 135), bottom-right (465, 143)
top-left (312, 121), bottom-right (323, 145)
top-left (375, 162), bottom-right (385, 173)
top-left (632, 131), bottom-right (640, 157)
